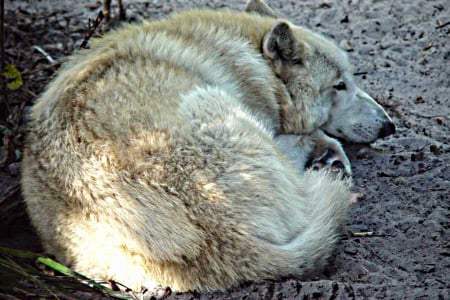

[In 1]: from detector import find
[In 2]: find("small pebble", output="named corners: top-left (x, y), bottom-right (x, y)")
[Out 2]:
top-left (340, 15), bottom-right (349, 23)
top-left (415, 96), bottom-right (425, 103)
top-left (430, 144), bottom-right (440, 155)
top-left (344, 246), bottom-right (358, 255)
top-left (411, 152), bottom-right (424, 161)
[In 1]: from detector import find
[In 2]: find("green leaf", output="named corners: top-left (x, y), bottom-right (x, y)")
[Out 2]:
top-left (15, 149), bottom-right (21, 160)
top-left (37, 257), bottom-right (132, 299)
top-left (2, 64), bottom-right (23, 90)
top-left (0, 246), bottom-right (42, 259)
top-left (0, 247), bottom-right (133, 299)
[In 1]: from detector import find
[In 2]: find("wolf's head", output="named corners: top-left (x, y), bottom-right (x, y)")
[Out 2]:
top-left (246, 0), bottom-right (395, 143)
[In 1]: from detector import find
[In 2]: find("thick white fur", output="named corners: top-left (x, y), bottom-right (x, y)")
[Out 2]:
top-left (21, 0), bottom-right (361, 292)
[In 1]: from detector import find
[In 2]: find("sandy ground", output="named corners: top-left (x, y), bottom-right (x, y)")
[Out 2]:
top-left (1, 0), bottom-right (449, 299)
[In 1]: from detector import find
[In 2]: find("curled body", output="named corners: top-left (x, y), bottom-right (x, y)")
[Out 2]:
top-left (22, 0), bottom-right (394, 292)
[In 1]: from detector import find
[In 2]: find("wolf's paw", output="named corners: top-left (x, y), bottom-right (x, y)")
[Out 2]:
top-left (307, 147), bottom-right (351, 179)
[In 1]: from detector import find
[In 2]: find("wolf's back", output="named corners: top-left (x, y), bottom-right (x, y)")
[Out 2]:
top-left (21, 8), bottom-right (350, 292)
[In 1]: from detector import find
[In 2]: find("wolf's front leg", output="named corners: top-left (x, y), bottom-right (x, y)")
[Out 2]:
top-left (305, 130), bottom-right (352, 177)
top-left (275, 130), bottom-right (351, 177)
top-left (274, 134), bottom-right (314, 173)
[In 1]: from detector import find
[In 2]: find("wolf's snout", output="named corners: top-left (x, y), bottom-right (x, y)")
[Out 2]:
top-left (378, 121), bottom-right (396, 139)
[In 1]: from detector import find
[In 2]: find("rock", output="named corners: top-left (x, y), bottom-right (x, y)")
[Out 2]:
top-left (344, 246), bottom-right (358, 255)
top-left (410, 152), bottom-right (424, 161)
top-left (429, 144), bottom-right (441, 155)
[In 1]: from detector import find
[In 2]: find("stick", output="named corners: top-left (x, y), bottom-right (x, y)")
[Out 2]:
top-left (350, 231), bottom-right (391, 238)
top-left (33, 46), bottom-right (56, 64)
top-left (351, 231), bottom-right (374, 237)
top-left (22, 60), bottom-right (64, 76)
top-left (63, 17), bottom-right (71, 55)
top-left (80, 11), bottom-right (104, 50)
top-left (103, 0), bottom-right (111, 22)
top-left (435, 21), bottom-right (450, 29)
top-left (0, 133), bottom-right (15, 167)
top-left (118, 0), bottom-right (126, 20)
top-left (351, 231), bottom-right (391, 237)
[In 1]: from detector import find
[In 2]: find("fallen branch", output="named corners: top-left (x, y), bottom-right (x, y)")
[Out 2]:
top-left (80, 11), bottom-right (104, 49)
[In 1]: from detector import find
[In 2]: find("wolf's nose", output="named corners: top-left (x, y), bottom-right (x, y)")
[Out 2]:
top-left (378, 121), bottom-right (396, 139)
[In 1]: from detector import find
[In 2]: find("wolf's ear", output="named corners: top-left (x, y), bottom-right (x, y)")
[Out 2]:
top-left (245, 0), bottom-right (278, 18)
top-left (263, 22), bottom-right (304, 62)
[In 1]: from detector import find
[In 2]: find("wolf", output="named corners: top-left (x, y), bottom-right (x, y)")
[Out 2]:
top-left (21, 0), bottom-right (395, 292)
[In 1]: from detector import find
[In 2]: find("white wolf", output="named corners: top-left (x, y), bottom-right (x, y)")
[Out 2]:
top-left (22, 0), bottom-right (395, 292)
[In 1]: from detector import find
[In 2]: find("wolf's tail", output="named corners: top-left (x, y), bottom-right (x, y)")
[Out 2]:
top-left (282, 170), bottom-right (351, 273)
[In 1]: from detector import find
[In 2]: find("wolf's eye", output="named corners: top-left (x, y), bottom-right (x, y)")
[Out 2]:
top-left (334, 81), bottom-right (346, 91)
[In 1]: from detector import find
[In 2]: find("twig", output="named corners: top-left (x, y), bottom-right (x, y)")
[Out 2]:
top-left (0, 134), bottom-right (16, 167)
top-left (360, 264), bottom-right (370, 274)
top-left (350, 231), bottom-right (374, 237)
top-left (63, 17), bottom-right (71, 55)
top-left (435, 21), bottom-right (450, 29)
top-left (405, 110), bottom-right (449, 119)
top-left (353, 71), bottom-right (368, 76)
top-left (107, 280), bottom-right (133, 293)
top-left (103, 0), bottom-right (111, 22)
top-left (350, 231), bottom-right (391, 237)
top-left (80, 11), bottom-right (104, 49)
top-left (37, 257), bottom-right (130, 299)
top-left (359, 239), bottom-right (386, 263)
top-left (118, 0), bottom-right (126, 20)
top-left (22, 86), bottom-right (37, 98)
top-left (33, 46), bottom-right (56, 64)
top-left (0, 0), bottom-right (11, 122)
top-left (22, 60), bottom-right (64, 76)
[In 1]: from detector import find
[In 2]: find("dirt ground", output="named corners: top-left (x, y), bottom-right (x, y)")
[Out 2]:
top-left (1, 0), bottom-right (449, 299)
